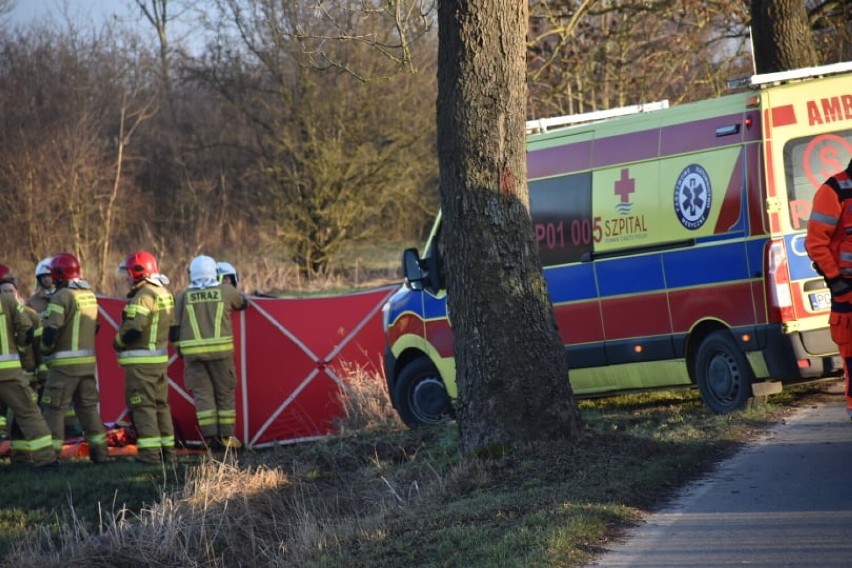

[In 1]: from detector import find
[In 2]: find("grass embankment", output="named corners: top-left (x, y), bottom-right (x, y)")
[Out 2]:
top-left (0, 377), bottom-right (832, 568)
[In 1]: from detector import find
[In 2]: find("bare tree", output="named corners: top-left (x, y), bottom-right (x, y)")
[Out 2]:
top-left (189, 0), bottom-right (438, 276)
top-left (135, 0), bottom-right (176, 114)
top-left (97, 89), bottom-right (158, 290)
top-left (807, 0), bottom-right (852, 63)
top-left (0, 26), bottom-right (156, 290)
top-left (437, 0), bottom-right (582, 454)
top-left (214, 0), bottom-right (436, 76)
top-left (528, 0), bottom-right (752, 118)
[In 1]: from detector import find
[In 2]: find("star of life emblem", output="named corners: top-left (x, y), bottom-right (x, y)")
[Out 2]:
top-left (674, 164), bottom-right (712, 230)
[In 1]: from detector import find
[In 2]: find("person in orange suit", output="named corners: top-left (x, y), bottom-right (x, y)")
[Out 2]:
top-left (806, 157), bottom-right (852, 418)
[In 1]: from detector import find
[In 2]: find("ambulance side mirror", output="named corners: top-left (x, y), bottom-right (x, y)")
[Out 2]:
top-left (403, 248), bottom-right (444, 295)
top-left (403, 248), bottom-right (425, 291)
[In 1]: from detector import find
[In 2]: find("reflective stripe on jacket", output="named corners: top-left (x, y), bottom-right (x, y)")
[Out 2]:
top-left (116, 348), bottom-right (169, 365)
top-left (0, 352), bottom-right (22, 370)
top-left (43, 348), bottom-right (96, 366)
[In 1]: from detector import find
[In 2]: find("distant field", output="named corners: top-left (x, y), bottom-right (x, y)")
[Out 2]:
top-left (252, 240), bottom-right (417, 297)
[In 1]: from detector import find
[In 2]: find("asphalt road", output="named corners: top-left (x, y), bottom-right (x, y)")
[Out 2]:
top-left (587, 383), bottom-right (852, 567)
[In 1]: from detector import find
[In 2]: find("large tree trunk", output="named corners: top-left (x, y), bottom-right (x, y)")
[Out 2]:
top-left (750, 0), bottom-right (820, 73)
top-left (436, 0), bottom-right (582, 455)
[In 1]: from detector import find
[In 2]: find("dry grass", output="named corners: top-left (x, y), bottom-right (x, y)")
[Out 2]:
top-left (3, 369), bottom-right (419, 568)
top-left (4, 377), bottom-right (826, 568)
top-left (333, 363), bottom-right (405, 435)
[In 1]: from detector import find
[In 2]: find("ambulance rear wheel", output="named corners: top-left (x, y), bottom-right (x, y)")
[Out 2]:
top-left (393, 358), bottom-right (452, 428)
top-left (695, 330), bottom-right (754, 414)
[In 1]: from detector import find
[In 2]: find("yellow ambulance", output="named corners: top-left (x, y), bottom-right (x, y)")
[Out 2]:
top-left (383, 62), bottom-right (852, 426)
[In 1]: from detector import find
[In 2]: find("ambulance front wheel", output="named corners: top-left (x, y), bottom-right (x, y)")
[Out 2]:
top-left (695, 330), bottom-right (754, 414)
top-left (393, 357), bottom-right (453, 428)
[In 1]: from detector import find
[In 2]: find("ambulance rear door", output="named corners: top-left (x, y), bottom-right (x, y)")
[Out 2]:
top-left (762, 72), bottom-right (852, 339)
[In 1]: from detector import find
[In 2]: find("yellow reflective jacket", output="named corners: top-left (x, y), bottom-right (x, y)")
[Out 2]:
top-left (174, 283), bottom-right (247, 361)
top-left (41, 285), bottom-right (98, 375)
top-left (0, 293), bottom-right (33, 380)
top-left (115, 281), bottom-right (175, 367)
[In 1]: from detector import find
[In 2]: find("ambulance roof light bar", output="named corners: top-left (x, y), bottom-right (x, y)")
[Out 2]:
top-left (526, 100), bottom-right (670, 134)
top-left (749, 60), bottom-right (852, 87)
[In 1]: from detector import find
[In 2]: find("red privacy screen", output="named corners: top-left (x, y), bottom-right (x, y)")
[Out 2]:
top-left (95, 285), bottom-right (397, 448)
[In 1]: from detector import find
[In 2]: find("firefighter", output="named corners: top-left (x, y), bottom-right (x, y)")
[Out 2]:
top-left (0, 264), bottom-right (57, 468)
top-left (216, 261), bottom-right (239, 288)
top-left (115, 251), bottom-right (177, 464)
top-left (26, 256), bottom-right (78, 435)
top-left (25, 257), bottom-right (53, 390)
top-left (27, 257), bottom-right (55, 316)
top-left (40, 253), bottom-right (109, 463)
top-left (173, 256), bottom-right (248, 450)
top-left (0, 275), bottom-right (44, 464)
top-left (805, 157), bottom-right (852, 418)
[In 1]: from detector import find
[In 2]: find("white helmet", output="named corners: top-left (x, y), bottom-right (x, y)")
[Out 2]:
top-left (35, 257), bottom-right (53, 278)
top-left (188, 255), bottom-right (218, 287)
top-left (216, 261), bottom-right (238, 285)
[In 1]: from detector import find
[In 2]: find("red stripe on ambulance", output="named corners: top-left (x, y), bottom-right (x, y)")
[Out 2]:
top-left (746, 143), bottom-right (767, 236)
top-left (670, 282), bottom-right (759, 331)
top-left (387, 312), bottom-right (425, 345)
top-left (424, 319), bottom-right (454, 358)
top-left (601, 293), bottom-right (670, 338)
top-left (771, 105), bottom-right (797, 127)
top-left (713, 148), bottom-right (745, 233)
top-left (554, 301), bottom-right (604, 344)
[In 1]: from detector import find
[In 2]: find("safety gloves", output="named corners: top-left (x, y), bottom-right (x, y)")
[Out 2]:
top-left (826, 275), bottom-right (852, 298)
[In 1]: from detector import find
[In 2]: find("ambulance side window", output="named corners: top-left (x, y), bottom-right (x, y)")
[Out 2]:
top-left (530, 172), bottom-right (593, 267)
top-left (423, 225), bottom-right (446, 292)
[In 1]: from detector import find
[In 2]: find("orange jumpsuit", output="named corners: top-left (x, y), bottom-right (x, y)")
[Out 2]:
top-left (805, 159), bottom-right (852, 415)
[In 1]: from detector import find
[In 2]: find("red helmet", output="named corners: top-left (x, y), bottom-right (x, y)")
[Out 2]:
top-left (0, 263), bottom-right (15, 285)
top-left (120, 251), bottom-right (158, 282)
top-left (51, 253), bottom-right (82, 285)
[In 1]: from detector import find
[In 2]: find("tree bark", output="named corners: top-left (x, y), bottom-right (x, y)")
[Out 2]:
top-left (437, 0), bottom-right (582, 455)
top-left (751, 0), bottom-right (820, 73)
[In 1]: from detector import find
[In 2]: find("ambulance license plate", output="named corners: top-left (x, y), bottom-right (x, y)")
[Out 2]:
top-left (809, 290), bottom-right (831, 311)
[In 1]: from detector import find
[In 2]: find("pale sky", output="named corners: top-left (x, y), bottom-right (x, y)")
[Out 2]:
top-left (5, 0), bottom-right (205, 53)
top-left (7, 0), bottom-right (141, 29)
